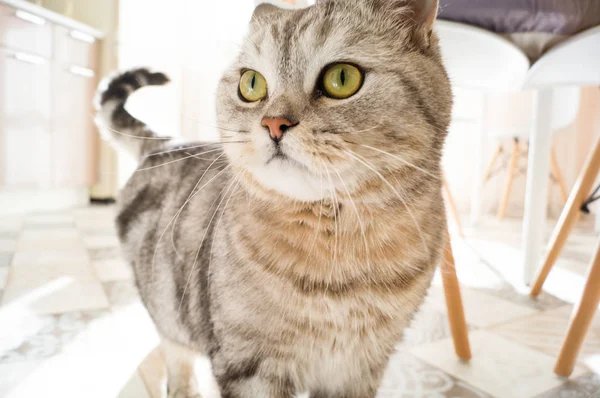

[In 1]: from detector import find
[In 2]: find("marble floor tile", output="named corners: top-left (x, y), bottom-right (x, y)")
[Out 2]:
top-left (0, 252), bottom-right (14, 267)
top-left (0, 360), bottom-right (42, 397)
top-left (92, 258), bottom-right (133, 281)
top-left (0, 231), bottom-right (20, 240)
top-left (426, 284), bottom-right (538, 328)
top-left (82, 234), bottom-right (120, 249)
top-left (0, 305), bottom-right (158, 398)
top-left (379, 351), bottom-right (491, 398)
top-left (25, 214), bottom-right (74, 225)
top-left (16, 237), bottom-right (84, 252)
top-left (490, 306), bottom-right (600, 362)
top-left (411, 330), bottom-right (587, 398)
top-left (9, 258), bottom-right (96, 289)
top-left (102, 280), bottom-right (140, 308)
top-left (0, 266), bottom-right (9, 289)
top-left (2, 280), bottom-right (109, 315)
top-left (75, 212), bottom-right (117, 230)
top-left (80, 227), bottom-right (118, 236)
top-left (0, 240), bottom-right (17, 252)
top-left (0, 215), bottom-right (24, 232)
top-left (19, 228), bottom-right (80, 241)
top-left (473, 284), bottom-right (568, 312)
top-left (23, 222), bottom-right (77, 230)
top-left (461, 287), bottom-right (539, 328)
top-left (535, 373), bottom-right (600, 398)
top-left (88, 246), bottom-right (121, 261)
top-left (118, 371), bottom-right (152, 398)
top-left (11, 248), bottom-right (89, 268)
top-left (0, 310), bottom-right (108, 363)
top-left (402, 304), bottom-right (458, 348)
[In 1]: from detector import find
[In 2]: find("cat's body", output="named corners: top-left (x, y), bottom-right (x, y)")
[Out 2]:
top-left (95, 1), bottom-right (452, 397)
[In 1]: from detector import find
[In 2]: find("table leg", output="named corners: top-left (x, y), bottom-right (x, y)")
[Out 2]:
top-left (522, 88), bottom-right (554, 285)
top-left (596, 205), bottom-right (600, 233)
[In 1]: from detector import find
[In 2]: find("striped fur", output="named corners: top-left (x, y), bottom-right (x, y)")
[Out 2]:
top-left (94, 68), bottom-right (171, 159)
top-left (97, 0), bottom-right (452, 397)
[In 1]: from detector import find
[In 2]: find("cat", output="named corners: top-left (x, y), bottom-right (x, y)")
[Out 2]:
top-left (94, 0), bottom-right (452, 397)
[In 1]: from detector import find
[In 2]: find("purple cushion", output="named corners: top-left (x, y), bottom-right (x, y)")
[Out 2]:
top-left (438, 0), bottom-right (600, 35)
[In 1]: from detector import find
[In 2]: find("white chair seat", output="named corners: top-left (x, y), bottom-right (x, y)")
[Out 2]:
top-left (435, 20), bottom-right (530, 92)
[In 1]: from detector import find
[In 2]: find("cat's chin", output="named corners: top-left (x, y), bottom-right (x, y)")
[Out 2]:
top-left (246, 159), bottom-right (326, 202)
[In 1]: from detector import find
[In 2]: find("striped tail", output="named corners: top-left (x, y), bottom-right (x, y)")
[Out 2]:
top-left (94, 68), bottom-right (171, 159)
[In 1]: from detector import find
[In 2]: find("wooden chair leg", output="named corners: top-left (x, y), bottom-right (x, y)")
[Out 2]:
top-left (554, 238), bottom-right (600, 377)
top-left (483, 144), bottom-right (503, 182)
top-left (441, 231), bottom-right (472, 360)
top-left (530, 136), bottom-right (600, 296)
top-left (550, 146), bottom-right (569, 205)
top-left (497, 138), bottom-right (520, 220)
top-left (443, 177), bottom-right (464, 237)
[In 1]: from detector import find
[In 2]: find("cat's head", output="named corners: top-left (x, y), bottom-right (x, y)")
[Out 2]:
top-left (216, 0), bottom-right (451, 202)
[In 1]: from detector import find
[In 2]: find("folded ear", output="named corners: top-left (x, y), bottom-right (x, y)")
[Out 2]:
top-left (317, 0), bottom-right (438, 32)
top-left (388, 0), bottom-right (439, 32)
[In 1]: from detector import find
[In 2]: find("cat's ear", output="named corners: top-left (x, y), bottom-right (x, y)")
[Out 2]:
top-left (387, 0), bottom-right (439, 32)
top-left (252, 2), bottom-right (281, 23)
top-left (318, 0), bottom-right (439, 32)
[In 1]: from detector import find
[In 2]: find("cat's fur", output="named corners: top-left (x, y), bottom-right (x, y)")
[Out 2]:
top-left (95, 0), bottom-right (452, 397)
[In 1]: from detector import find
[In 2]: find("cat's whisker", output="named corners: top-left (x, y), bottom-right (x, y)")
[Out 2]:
top-left (151, 163), bottom-right (232, 288)
top-left (170, 153), bottom-right (227, 258)
top-left (136, 154), bottom-right (199, 171)
top-left (304, 168), bottom-right (325, 266)
top-left (179, 170), bottom-right (241, 313)
top-left (343, 149), bottom-right (430, 256)
top-left (357, 144), bottom-right (439, 180)
top-left (183, 116), bottom-right (250, 134)
top-left (206, 171), bottom-right (243, 287)
top-left (320, 125), bottom-right (381, 135)
top-left (322, 162), bottom-right (340, 290)
top-left (136, 148), bottom-right (223, 171)
top-left (143, 141), bottom-right (248, 159)
top-left (331, 164), bottom-right (372, 274)
top-left (94, 119), bottom-right (172, 140)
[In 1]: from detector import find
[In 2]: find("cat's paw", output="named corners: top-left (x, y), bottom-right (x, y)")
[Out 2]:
top-left (167, 387), bottom-right (202, 398)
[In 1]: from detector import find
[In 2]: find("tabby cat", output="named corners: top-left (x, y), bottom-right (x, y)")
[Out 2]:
top-left (95, 0), bottom-right (452, 396)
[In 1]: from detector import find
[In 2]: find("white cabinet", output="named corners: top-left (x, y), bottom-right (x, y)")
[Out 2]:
top-left (0, 47), bottom-right (52, 188)
top-left (0, 2), bottom-right (100, 191)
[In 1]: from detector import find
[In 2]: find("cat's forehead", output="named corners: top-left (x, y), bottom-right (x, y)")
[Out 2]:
top-left (238, 6), bottom-right (382, 93)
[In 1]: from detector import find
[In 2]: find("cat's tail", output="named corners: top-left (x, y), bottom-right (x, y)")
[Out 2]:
top-left (94, 68), bottom-right (172, 159)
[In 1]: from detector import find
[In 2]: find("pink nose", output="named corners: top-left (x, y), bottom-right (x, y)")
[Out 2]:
top-left (261, 117), bottom-right (294, 142)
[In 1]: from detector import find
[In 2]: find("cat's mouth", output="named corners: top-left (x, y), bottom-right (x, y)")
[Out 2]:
top-left (266, 147), bottom-right (287, 164)
top-left (265, 147), bottom-right (313, 174)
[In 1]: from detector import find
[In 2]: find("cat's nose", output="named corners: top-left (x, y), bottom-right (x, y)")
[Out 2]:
top-left (261, 117), bottom-right (295, 142)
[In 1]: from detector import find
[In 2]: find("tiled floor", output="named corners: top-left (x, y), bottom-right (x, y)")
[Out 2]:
top-left (1, 205), bottom-right (599, 397)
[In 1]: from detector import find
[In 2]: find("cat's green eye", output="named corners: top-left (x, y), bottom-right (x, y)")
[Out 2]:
top-left (322, 63), bottom-right (363, 99)
top-left (239, 70), bottom-right (267, 102)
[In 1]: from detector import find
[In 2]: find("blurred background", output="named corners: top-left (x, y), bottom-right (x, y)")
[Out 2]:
top-left (1, 0), bottom-right (598, 219)
top-left (1, 0), bottom-right (600, 397)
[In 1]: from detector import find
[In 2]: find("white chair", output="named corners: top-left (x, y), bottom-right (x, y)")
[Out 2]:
top-left (435, 20), bottom-right (600, 284)
top-left (482, 86), bottom-right (580, 219)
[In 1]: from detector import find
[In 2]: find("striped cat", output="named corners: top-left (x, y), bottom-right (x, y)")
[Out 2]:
top-left (95, 0), bottom-right (451, 397)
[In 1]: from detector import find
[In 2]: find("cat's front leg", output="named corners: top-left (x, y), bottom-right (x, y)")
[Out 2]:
top-left (162, 338), bottom-right (204, 398)
top-left (212, 355), bottom-right (295, 398)
top-left (309, 356), bottom-right (388, 398)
